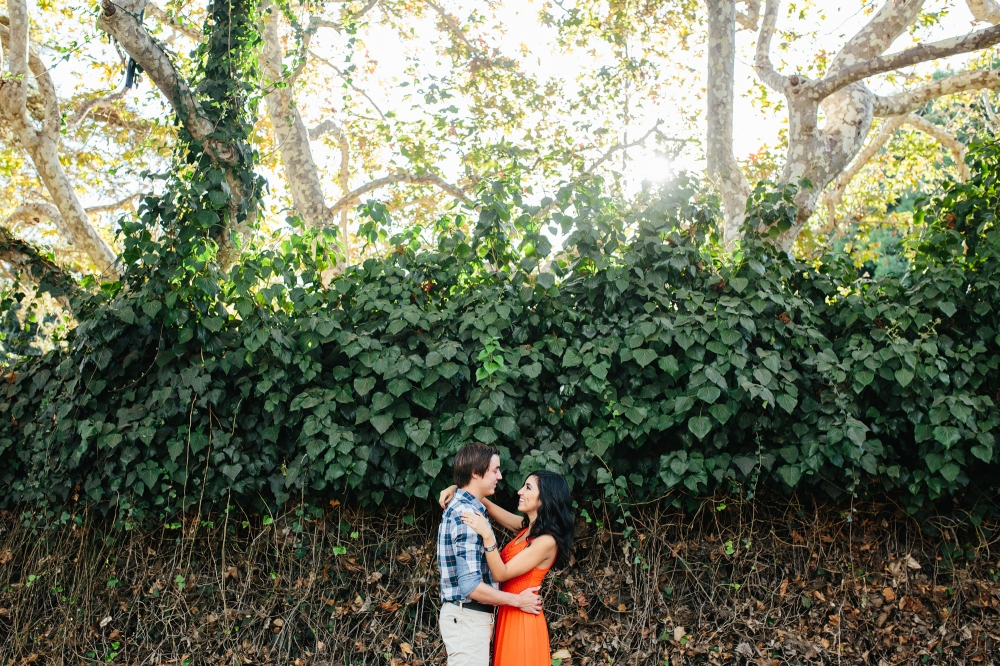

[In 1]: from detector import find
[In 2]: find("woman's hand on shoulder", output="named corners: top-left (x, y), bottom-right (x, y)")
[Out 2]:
top-left (438, 485), bottom-right (458, 510)
top-left (460, 511), bottom-right (493, 539)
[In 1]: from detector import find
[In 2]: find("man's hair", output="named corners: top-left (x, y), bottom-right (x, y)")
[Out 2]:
top-left (453, 442), bottom-right (500, 488)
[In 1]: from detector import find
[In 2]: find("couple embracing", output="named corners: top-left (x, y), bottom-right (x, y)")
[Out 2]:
top-left (436, 443), bottom-right (574, 666)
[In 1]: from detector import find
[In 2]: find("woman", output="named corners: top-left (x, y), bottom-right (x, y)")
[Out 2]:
top-left (440, 470), bottom-right (574, 666)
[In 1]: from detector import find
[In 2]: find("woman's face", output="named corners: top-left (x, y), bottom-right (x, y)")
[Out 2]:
top-left (517, 475), bottom-right (542, 514)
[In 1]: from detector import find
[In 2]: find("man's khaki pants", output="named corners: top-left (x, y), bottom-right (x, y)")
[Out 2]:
top-left (440, 602), bottom-right (494, 666)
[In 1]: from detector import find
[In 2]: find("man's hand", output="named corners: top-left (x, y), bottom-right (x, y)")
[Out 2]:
top-left (438, 484), bottom-right (458, 510)
top-left (512, 586), bottom-right (542, 615)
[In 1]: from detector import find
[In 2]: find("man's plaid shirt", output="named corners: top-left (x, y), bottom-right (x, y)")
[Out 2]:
top-left (437, 488), bottom-right (496, 602)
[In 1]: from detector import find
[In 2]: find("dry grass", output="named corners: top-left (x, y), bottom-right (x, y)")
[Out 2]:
top-left (0, 495), bottom-right (998, 665)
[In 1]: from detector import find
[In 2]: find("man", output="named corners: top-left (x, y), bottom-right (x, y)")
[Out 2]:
top-left (437, 442), bottom-right (541, 666)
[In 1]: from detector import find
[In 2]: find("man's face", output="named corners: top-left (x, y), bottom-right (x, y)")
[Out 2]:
top-left (474, 455), bottom-right (502, 497)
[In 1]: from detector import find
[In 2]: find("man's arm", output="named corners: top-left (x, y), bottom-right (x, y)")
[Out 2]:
top-left (468, 582), bottom-right (542, 614)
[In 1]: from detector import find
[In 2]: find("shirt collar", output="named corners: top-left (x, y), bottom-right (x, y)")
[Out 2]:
top-left (455, 487), bottom-right (486, 513)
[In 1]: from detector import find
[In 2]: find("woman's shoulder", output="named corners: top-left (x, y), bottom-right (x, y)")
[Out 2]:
top-left (527, 533), bottom-right (557, 551)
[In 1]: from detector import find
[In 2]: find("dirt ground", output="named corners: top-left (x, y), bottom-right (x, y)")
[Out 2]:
top-left (1, 495), bottom-right (998, 665)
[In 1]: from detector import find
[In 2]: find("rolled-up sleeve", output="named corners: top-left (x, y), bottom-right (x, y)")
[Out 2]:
top-left (452, 520), bottom-right (483, 598)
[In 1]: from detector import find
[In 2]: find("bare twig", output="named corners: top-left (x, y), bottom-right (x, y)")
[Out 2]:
top-left (982, 91), bottom-right (1000, 126)
top-left (327, 173), bottom-right (471, 218)
top-left (145, 2), bottom-right (204, 42)
top-left (533, 122), bottom-right (687, 220)
top-left (737, 0), bottom-right (761, 30)
top-left (308, 50), bottom-right (387, 120)
top-left (67, 89), bottom-right (129, 130)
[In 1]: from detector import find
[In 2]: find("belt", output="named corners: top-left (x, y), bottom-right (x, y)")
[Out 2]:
top-left (448, 600), bottom-right (494, 614)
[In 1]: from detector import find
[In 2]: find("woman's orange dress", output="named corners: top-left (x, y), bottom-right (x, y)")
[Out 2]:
top-left (493, 528), bottom-right (553, 666)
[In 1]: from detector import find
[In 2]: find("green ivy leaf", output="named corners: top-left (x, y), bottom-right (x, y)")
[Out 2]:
top-left (775, 393), bottom-right (797, 413)
top-left (777, 465), bottom-right (802, 487)
top-left (411, 389), bottom-right (437, 410)
top-left (939, 462), bottom-right (960, 483)
top-left (370, 414), bottom-right (394, 434)
top-left (422, 459), bottom-right (443, 478)
top-left (730, 277), bottom-right (749, 293)
top-left (687, 416), bottom-right (712, 440)
top-left (932, 426), bottom-right (961, 449)
top-left (894, 368), bottom-right (914, 387)
top-left (522, 362), bottom-right (542, 378)
top-left (696, 386), bottom-right (721, 404)
top-left (354, 377), bottom-right (376, 396)
top-left (632, 349), bottom-right (657, 367)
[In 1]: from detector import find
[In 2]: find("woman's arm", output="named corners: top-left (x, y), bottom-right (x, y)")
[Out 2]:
top-left (481, 497), bottom-right (525, 533)
top-left (482, 533), bottom-right (556, 582)
top-left (438, 485), bottom-right (524, 533)
top-left (461, 513), bottom-right (556, 582)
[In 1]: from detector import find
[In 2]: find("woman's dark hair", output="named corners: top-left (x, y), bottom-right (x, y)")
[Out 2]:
top-left (522, 470), bottom-right (574, 568)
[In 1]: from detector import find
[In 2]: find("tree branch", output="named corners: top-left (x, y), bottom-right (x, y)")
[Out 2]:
top-left (84, 193), bottom-right (142, 215)
top-left (903, 113), bottom-right (970, 181)
top-left (97, 0), bottom-right (219, 148)
top-left (533, 122), bottom-right (685, 221)
top-left (307, 0), bottom-right (380, 33)
top-left (826, 0), bottom-right (926, 79)
top-left (754, 0), bottom-right (788, 92)
top-left (822, 116), bottom-right (905, 228)
top-left (967, 0), bottom-right (1000, 24)
top-left (261, 0), bottom-right (329, 229)
top-left (0, 225), bottom-right (82, 309)
top-left (308, 49), bottom-right (386, 119)
top-left (823, 113), bottom-right (969, 229)
top-left (67, 88), bottom-right (128, 130)
top-left (737, 0), bottom-right (761, 30)
top-left (983, 91), bottom-right (1000, 126)
top-left (3, 202), bottom-right (62, 230)
top-left (425, 0), bottom-right (483, 58)
top-left (0, 16), bottom-right (120, 277)
top-left (4, 195), bottom-right (139, 230)
top-left (308, 118), bottom-right (343, 141)
top-left (581, 121), bottom-right (674, 176)
top-left (812, 25), bottom-right (1000, 101)
top-left (327, 173), bottom-right (471, 219)
top-left (145, 2), bottom-right (203, 42)
top-left (872, 68), bottom-right (1000, 116)
top-left (0, 1), bottom-right (35, 138)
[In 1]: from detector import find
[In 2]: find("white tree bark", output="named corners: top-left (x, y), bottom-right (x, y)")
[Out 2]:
top-left (260, 0), bottom-right (331, 230)
top-left (720, 0), bottom-right (1000, 250)
top-left (821, 114), bottom-right (969, 229)
top-left (903, 114), bottom-right (970, 182)
top-left (329, 174), bottom-right (473, 219)
top-left (145, 1), bottom-right (203, 41)
top-left (0, 6), bottom-right (119, 279)
top-left (820, 116), bottom-right (906, 231)
top-left (97, 0), bottom-right (224, 154)
top-left (707, 0), bottom-right (751, 248)
top-left (872, 69), bottom-right (1000, 115)
top-left (968, 0), bottom-right (1000, 24)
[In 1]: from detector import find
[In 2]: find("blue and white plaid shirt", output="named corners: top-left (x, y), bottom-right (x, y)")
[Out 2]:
top-left (437, 488), bottom-right (497, 602)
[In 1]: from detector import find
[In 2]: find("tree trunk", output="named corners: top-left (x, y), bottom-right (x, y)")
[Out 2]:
top-left (706, 0), bottom-right (750, 248)
top-left (260, 0), bottom-right (330, 229)
top-left (774, 0), bottom-right (926, 249)
top-left (0, 9), bottom-right (119, 278)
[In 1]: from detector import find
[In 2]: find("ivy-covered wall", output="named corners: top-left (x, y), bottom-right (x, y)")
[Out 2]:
top-left (3, 150), bottom-right (1000, 522)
